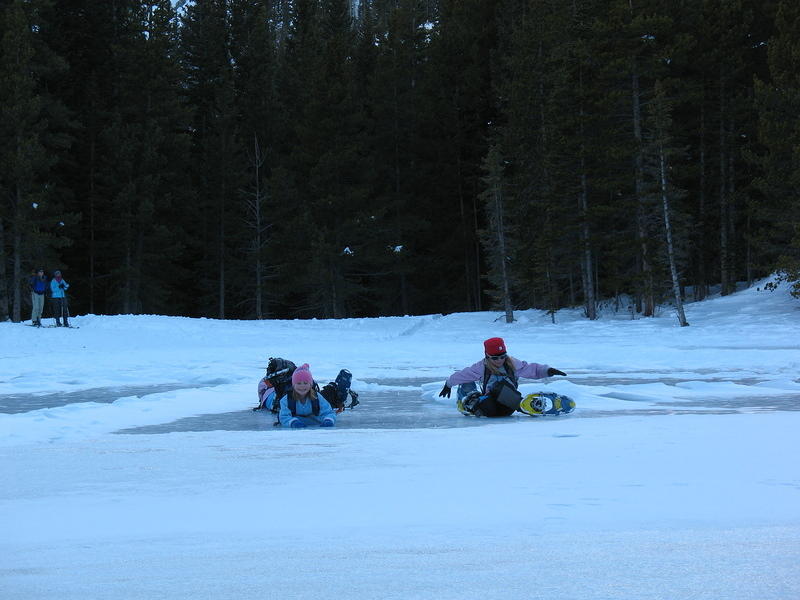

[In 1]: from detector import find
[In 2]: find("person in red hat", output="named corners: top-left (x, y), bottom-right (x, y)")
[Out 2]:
top-left (438, 337), bottom-right (566, 417)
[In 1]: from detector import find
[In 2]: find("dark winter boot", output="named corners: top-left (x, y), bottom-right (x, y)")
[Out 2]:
top-left (334, 369), bottom-right (352, 406)
top-left (457, 391), bottom-right (485, 416)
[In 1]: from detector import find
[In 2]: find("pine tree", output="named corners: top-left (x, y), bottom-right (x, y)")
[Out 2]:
top-left (40, 0), bottom-right (130, 314)
top-left (752, 0), bottom-right (800, 296)
top-left (646, 80), bottom-right (689, 326)
top-left (697, 0), bottom-right (765, 295)
top-left (181, 0), bottom-right (246, 318)
top-left (274, 0), bottom-right (377, 318)
top-left (479, 145), bottom-right (514, 322)
top-left (498, 0), bottom-right (599, 315)
top-left (0, 0), bottom-right (72, 322)
top-left (89, 1), bottom-right (191, 315)
top-left (367, 0), bottom-right (433, 315)
top-left (424, 0), bottom-right (498, 313)
top-left (230, 1), bottom-right (280, 318)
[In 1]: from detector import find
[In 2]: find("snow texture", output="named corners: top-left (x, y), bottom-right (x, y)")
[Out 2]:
top-left (1, 278), bottom-right (798, 599)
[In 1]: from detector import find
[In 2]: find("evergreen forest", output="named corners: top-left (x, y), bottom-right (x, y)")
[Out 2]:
top-left (1, 0), bottom-right (799, 323)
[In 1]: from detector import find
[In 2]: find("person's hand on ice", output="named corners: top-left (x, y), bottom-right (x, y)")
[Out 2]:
top-left (547, 368), bottom-right (567, 377)
top-left (438, 384), bottom-right (451, 398)
top-left (290, 420), bottom-right (307, 428)
top-left (320, 419), bottom-right (334, 427)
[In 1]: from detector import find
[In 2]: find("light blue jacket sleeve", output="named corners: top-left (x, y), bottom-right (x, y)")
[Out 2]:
top-left (317, 396), bottom-right (336, 426)
top-left (277, 395), bottom-right (300, 427)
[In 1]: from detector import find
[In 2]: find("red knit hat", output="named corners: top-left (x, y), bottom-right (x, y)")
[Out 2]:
top-left (291, 363), bottom-right (314, 385)
top-left (483, 337), bottom-right (506, 356)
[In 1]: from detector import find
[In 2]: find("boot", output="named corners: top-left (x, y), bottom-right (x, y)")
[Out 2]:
top-left (457, 391), bottom-right (485, 416)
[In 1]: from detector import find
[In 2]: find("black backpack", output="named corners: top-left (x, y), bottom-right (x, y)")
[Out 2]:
top-left (259, 357), bottom-right (296, 411)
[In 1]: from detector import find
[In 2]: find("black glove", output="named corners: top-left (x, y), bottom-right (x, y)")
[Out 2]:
top-left (438, 384), bottom-right (451, 398)
top-left (547, 368), bottom-right (567, 377)
top-left (59, 283), bottom-right (65, 289)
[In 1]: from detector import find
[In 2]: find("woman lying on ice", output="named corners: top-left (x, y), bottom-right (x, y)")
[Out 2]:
top-left (277, 364), bottom-right (337, 428)
top-left (438, 337), bottom-right (567, 417)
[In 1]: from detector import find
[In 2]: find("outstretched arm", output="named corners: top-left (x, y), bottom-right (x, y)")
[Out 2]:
top-left (512, 359), bottom-right (552, 380)
top-left (445, 361), bottom-right (485, 387)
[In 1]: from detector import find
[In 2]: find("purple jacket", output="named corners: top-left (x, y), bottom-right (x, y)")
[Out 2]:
top-left (446, 358), bottom-right (550, 389)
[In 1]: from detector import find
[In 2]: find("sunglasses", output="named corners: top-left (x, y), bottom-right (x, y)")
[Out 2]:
top-left (487, 353), bottom-right (507, 360)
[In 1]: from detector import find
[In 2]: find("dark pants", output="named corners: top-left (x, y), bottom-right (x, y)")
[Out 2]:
top-left (457, 382), bottom-right (517, 417)
top-left (51, 297), bottom-right (69, 325)
top-left (472, 397), bottom-right (516, 417)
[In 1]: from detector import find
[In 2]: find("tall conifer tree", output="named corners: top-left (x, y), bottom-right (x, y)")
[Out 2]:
top-left (0, 0), bottom-right (71, 321)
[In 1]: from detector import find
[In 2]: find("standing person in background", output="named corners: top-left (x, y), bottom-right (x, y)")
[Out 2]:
top-left (50, 270), bottom-right (70, 327)
top-left (29, 268), bottom-right (48, 327)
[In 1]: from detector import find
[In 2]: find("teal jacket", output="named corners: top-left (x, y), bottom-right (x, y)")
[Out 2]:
top-left (50, 277), bottom-right (69, 298)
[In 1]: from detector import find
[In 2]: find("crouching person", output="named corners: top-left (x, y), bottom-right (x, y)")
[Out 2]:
top-left (439, 337), bottom-right (567, 417)
top-left (278, 364), bottom-right (336, 428)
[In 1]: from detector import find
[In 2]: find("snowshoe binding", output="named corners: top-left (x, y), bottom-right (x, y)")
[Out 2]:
top-left (457, 391), bottom-right (484, 416)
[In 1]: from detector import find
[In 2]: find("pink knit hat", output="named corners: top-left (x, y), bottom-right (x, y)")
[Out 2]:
top-left (291, 363), bottom-right (313, 385)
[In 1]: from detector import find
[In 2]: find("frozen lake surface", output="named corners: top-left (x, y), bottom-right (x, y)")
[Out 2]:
top-left (3, 376), bottom-right (797, 434)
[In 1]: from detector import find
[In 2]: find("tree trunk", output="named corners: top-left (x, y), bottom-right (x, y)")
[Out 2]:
top-left (392, 80), bottom-right (411, 316)
top-left (472, 193), bottom-right (482, 311)
top-left (746, 213), bottom-right (752, 287)
top-left (457, 155), bottom-right (473, 310)
top-left (122, 185), bottom-right (133, 314)
top-left (719, 75), bottom-right (732, 296)
top-left (0, 218), bottom-right (8, 321)
top-left (728, 115), bottom-right (737, 290)
top-left (89, 137), bottom-right (97, 314)
top-left (253, 134), bottom-right (264, 319)
top-left (696, 106), bottom-right (707, 301)
top-left (493, 182), bottom-right (514, 324)
top-left (578, 61), bottom-right (596, 320)
top-left (12, 180), bottom-right (25, 323)
top-left (659, 143), bottom-right (689, 327)
top-left (12, 216), bottom-right (22, 323)
top-left (546, 257), bottom-right (556, 324)
top-left (133, 229), bottom-right (144, 314)
top-left (219, 180), bottom-right (226, 320)
top-left (122, 231), bottom-right (131, 313)
top-left (579, 162), bottom-right (596, 319)
top-left (632, 64), bottom-right (654, 316)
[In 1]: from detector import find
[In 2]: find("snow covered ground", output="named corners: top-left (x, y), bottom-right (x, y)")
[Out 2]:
top-left (1, 280), bottom-right (799, 599)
